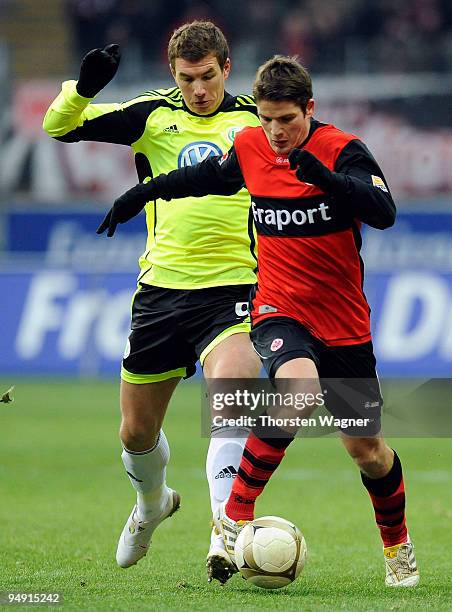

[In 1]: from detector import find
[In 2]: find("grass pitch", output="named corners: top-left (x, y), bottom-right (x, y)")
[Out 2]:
top-left (0, 379), bottom-right (451, 610)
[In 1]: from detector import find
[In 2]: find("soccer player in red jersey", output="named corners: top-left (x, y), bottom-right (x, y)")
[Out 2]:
top-left (99, 56), bottom-right (419, 587)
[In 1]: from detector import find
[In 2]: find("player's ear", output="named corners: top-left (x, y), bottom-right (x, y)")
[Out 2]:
top-left (169, 62), bottom-right (176, 79)
top-left (223, 58), bottom-right (231, 80)
top-left (305, 98), bottom-right (315, 117)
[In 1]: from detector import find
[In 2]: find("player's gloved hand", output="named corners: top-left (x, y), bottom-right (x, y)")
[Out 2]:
top-left (96, 182), bottom-right (156, 237)
top-left (76, 44), bottom-right (121, 98)
top-left (288, 148), bottom-right (335, 191)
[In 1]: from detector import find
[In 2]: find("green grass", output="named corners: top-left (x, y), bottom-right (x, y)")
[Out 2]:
top-left (0, 379), bottom-right (451, 610)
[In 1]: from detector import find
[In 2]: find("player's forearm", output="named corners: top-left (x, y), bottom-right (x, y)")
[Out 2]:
top-left (289, 145), bottom-right (396, 229)
top-left (42, 80), bottom-right (93, 138)
top-left (329, 173), bottom-right (396, 229)
top-left (97, 154), bottom-right (245, 237)
top-left (43, 80), bottom-right (133, 144)
top-left (154, 161), bottom-right (242, 200)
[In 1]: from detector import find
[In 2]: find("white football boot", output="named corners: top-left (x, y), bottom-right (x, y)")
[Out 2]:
top-left (384, 540), bottom-right (419, 587)
top-left (212, 501), bottom-right (249, 568)
top-left (206, 526), bottom-right (238, 584)
top-left (116, 487), bottom-right (180, 568)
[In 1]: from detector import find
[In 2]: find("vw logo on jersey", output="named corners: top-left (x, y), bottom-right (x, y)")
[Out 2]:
top-left (227, 126), bottom-right (243, 142)
top-left (178, 141), bottom-right (222, 168)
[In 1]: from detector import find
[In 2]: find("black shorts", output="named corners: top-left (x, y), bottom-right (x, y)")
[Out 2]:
top-left (121, 284), bottom-right (252, 383)
top-left (251, 316), bottom-right (382, 434)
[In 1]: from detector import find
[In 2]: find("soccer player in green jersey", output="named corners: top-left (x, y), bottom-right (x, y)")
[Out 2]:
top-left (43, 21), bottom-right (261, 583)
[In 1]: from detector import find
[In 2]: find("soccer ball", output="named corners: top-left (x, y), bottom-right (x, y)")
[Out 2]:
top-left (234, 516), bottom-right (307, 589)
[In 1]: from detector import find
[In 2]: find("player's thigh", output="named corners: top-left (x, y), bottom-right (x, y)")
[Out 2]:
top-left (203, 333), bottom-right (260, 421)
top-left (275, 357), bottom-right (319, 379)
top-left (251, 316), bottom-right (321, 380)
top-left (251, 318), bottom-right (323, 419)
top-left (187, 284), bottom-right (257, 376)
top-left (203, 332), bottom-right (260, 379)
top-left (120, 377), bottom-right (180, 430)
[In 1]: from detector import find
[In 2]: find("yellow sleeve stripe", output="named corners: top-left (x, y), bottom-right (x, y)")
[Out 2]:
top-left (167, 88), bottom-right (183, 100)
top-left (138, 88), bottom-right (183, 106)
top-left (236, 94), bottom-right (255, 106)
top-left (142, 87), bottom-right (181, 98)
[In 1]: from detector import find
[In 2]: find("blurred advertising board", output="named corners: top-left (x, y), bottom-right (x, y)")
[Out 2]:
top-left (1, 269), bottom-right (134, 376)
top-left (1, 82), bottom-right (452, 202)
top-left (362, 212), bottom-right (452, 376)
top-left (1, 209), bottom-right (451, 377)
top-left (5, 208), bottom-right (145, 270)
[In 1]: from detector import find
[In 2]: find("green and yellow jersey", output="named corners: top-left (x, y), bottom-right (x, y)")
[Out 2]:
top-left (43, 81), bottom-right (260, 288)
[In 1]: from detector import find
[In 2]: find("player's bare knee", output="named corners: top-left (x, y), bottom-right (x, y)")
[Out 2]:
top-left (344, 437), bottom-right (392, 477)
top-left (120, 418), bottom-right (160, 451)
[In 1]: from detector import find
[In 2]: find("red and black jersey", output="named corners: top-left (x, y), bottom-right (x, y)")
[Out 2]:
top-left (154, 119), bottom-right (396, 347)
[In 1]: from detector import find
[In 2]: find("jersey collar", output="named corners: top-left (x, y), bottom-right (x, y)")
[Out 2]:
top-left (298, 118), bottom-right (325, 148)
top-left (181, 91), bottom-right (235, 117)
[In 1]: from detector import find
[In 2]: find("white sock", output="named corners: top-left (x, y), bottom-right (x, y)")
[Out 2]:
top-left (206, 426), bottom-right (248, 513)
top-left (121, 430), bottom-right (170, 521)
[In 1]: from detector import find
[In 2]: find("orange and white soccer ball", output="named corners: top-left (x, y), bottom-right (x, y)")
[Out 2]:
top-left (234, 516), bottom-right (307, 589)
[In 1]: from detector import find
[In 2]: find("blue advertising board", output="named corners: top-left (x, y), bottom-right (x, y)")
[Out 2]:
top-left (361, 211), bottom-right (452, 376)
top-left (5, 208), bottom-right (145, 270)
top-left (1, 209), bottom-right (451, 377)
top-left (0, 269), bottom-right (135, 376)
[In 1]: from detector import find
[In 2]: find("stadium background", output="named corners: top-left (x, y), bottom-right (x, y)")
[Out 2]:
top-left (1, 2), bottom-right (451, 609)
top-left (1, 0), bottom-right (451, 378)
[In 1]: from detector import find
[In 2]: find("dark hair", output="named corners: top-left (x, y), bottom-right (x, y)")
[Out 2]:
top-left (253, 55), bottom-right (313, 113)
top-left (168, 21), bottom-right (229, 69)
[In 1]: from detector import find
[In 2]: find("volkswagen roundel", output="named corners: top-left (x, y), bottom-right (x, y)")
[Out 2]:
top-left (178, 141), bottom-right (223, 168)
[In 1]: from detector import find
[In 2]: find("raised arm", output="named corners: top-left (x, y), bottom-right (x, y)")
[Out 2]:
top-left (97, 147), bottom-right (245, 236)
top-left (289, 141), bottom-right (396, 229)
top-left (42, 45), bottom-right (149, 145)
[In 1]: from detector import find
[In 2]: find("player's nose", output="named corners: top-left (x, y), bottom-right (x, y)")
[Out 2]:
top-left (270, 122), bottom-right (283, 137)
top-left (193, 82), bottom-right (206, 96)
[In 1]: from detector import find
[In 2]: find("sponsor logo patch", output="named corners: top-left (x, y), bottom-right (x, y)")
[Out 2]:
top-left (218, 151), bottom-right (229, 166)
top-left (258, 304), bottom-right (278, 314)
top-left (235, 301), bottom-right (249, 317)
top-left (364, 400), bottom-right (380, 409)
top-left (163, 124), bottom-right (179, 133)
top-left (178, 141), bottom-right (222, 168)
top-left (227, 126), bottom-right (243, 142)
top-left (252, 201), bottom-right (332, 231)
top-left (371, 175), bottom-right (388, 192)
top-left (270, 338), bottom-right (284, 352)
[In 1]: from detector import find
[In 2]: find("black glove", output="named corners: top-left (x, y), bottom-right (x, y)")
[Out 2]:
top-left (76, 44), bottom-right (121, 98)
top-left (288, 148), bottom-right (335, 191)
top-left (96, 182), bottom-right (156, 237)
